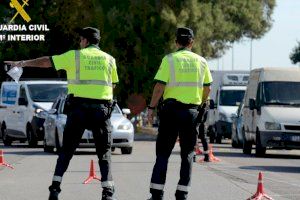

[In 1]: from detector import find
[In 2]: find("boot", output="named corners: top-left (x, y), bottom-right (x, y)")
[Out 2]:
top-left (48, 186), bottom-right (61, 200)
top-left (204, 154), bottom-right (210, 162)
top-left (102, 187), bottom-right (117, 200)
top-left (175, 190), bottom-right (188, 200)
top-left (148, 189), bottom-right (164, 200)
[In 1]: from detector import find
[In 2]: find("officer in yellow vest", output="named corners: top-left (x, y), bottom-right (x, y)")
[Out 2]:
top-left (147, 27), bottom-right (213, 200)
top-left (5, 27), bottom-right (118, 200)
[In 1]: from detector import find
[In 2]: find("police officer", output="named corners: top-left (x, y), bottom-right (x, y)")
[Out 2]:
top-left (147, 27), bottom-right (212, 200)
top-left (5, 27), bottom-right (118, 200)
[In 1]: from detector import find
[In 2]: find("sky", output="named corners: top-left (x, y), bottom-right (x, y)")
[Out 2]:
top-left (208, 0), bottom-right (300, 71)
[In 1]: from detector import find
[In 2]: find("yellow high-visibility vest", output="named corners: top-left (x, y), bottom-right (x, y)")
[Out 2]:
top-left (51, 45), bottom-right (118, 100)
top-left (154, 49), bottom-right (212, 105)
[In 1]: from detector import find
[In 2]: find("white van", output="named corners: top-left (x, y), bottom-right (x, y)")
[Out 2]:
top-left (208, 72), bottom-right (249, 143)
top-left (242, 67), bottom-right (300, 156)
top-left (0, 80), bottom-right (67, 146)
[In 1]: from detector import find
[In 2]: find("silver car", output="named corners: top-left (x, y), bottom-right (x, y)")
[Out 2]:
top-left (231, 101), bottom-right (245, 148)
top-left (42, 96), bottom-right (134, 154)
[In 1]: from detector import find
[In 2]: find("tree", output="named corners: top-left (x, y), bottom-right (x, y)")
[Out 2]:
top-left (0, 0), bottom-right (276, 109)
top-left (290, 41), bottom-right (300, 65)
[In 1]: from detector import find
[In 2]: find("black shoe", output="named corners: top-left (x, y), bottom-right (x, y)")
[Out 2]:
top-left (48, 186), bottom-right (61, 200)
top-left (102, 189), bottom-right (117, 200)
top-left (204, 154), bottom-right (210, 162)
top-left (101, 194), bottom-right (117, 200)
top-left (147, 195), bottom-right (163, 200)
top-left (175, 191), bottom-right (187, 200)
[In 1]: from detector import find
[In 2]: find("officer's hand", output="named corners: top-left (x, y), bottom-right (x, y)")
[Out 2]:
top-left (4, 61), bottom-right (23, 67)
top-left (147, 109), bottom-right (154, 125)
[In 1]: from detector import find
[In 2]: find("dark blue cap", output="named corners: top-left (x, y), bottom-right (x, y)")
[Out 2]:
top-left (176, 27), bottom-right (194, 39)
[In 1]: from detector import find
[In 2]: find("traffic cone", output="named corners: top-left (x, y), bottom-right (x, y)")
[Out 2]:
top-left (195, 147), bottom-right (203, 155)
top-left (198, 144), bottom-right (220, 162)
top-left (83, 160), bottom-right (101, 184)
top-left (0, 150), bottom-right (13, 169)
top-left (247, 172), bottom-right (273, 200)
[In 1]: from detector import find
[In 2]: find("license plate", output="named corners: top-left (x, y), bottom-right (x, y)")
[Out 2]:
top-left (290, 135), bottom-right (300, 142)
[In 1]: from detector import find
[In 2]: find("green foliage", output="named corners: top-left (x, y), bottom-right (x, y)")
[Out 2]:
top-left (290, 41), bottom-right (300, 65)
top-left (0, 0), bottom-right (276, 107)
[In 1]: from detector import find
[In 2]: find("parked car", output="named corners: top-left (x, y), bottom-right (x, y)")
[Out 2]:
top-left (231, 101), bottom-right (245, 148)
top-left (41, 96), bottom-right (134, 154)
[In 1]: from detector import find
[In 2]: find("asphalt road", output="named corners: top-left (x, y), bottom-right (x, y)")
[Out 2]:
top-left (1, 140), bottom-right (300, 200)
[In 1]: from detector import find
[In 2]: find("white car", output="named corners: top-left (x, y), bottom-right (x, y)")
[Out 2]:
top-left (41, 96), bottom-right (134, 154)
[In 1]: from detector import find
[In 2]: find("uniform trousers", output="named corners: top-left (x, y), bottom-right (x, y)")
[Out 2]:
top-left (51, 97), bottom-right (114, 194)
top-left (150, 100), bottom-right (199, 199)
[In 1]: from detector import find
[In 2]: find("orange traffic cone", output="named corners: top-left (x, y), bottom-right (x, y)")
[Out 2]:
top-left (0, 150), bottom-right (13, 169)
top-left (195, 147), bottom-right (203, 155)
top-left (247, 172), bottom-right (273, 200)
top-left (198, 144), bottom-right (220, 162)
top-left (83, 160), bottom-right (101, 184)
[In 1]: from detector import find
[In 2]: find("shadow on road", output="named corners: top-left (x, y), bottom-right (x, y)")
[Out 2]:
top-left (240, 165), bottom-right (300, 173)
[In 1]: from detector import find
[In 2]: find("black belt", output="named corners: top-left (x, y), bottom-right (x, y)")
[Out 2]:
top-left (72, 97), bottom-right (111, 105)
top-left (163, 98), bottom-right (199, 109)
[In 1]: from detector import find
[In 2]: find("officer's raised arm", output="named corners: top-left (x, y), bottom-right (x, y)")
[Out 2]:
top-left (4, 56), bottom-right (52, 68)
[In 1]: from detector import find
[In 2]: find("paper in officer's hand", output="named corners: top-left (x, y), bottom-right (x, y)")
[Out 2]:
top-left (7, 66), bottom-right (23, 83)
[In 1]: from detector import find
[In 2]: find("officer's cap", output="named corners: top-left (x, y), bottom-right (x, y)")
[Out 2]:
top-left (77, 27), bottom-right (100, 43)
top-left (176, 27), bottom-right (194, 39)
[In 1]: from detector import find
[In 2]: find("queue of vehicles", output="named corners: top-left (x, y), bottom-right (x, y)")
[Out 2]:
top-left (1, 67), bottom-right (300, 157)
top-left (0, 79), bottom-right (134, 154)
top-left (207, 67), bottom-right (300, 157)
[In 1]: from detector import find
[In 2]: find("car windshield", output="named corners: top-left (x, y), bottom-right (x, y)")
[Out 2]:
top-left (28, 84), bottom-right (67, 102)
top-left (219, 90), bottom-right (245, 106)
top-left (112, 105), bottom-right (122, 114)
top-left (262, 82), bottom-right (300, 106)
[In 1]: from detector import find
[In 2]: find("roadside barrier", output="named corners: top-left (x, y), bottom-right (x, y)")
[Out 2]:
top-left (247, 172), bottom-right (273, 200)
top-left (198, 144), bottom-right (220, 162)
top-left (83, 159), bottom-right (101, 184)
top-left (0, 150), bottom-right (14, 169)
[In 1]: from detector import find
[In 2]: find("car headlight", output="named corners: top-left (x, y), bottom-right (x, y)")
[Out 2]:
top-left (117, 124), bottom-right (131, 130)
top-left (35, 108), bottom-right (43, 114)
top-left (265, 122), bottom-right (281, 130)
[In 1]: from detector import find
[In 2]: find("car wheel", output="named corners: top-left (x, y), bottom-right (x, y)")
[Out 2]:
top-left (255, 130), bottom-right (266, 157)
top-left (121, 147), bottom-right (132, 154)
top-left (2, 125), bottom-right (12, 146)
top-left (43, 139), bottom-right (54, 153)
top-left (242, 129), bottom-right (252, 155)
top-left (55, 129), bottom-right (62, 154)
top-left (27, 127), bottom-right (38, 147)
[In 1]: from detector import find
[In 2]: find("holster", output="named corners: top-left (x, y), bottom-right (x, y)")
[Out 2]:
top-left (196, 102), bottom-right (207, 123)
top-left (63, 94), bottom-right (74, 114)
top-left (107, 100), bottom-right (117, 118)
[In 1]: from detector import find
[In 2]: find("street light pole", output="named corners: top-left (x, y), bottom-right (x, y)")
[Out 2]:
top-left (232, 44), bottom-right (234, 70)
top-left (250, 39), bottom-right (253, 70)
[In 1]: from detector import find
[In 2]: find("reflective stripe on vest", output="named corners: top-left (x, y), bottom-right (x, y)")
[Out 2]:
top-left (167, 54), bottom-right (204, 87)
top-left (67, 50), bottom-right (113, 87)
